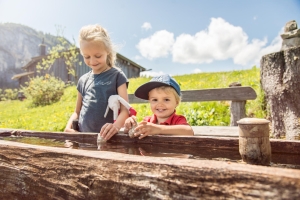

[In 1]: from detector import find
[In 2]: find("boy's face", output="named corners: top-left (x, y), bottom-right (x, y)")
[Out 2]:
top-left (80, 40), bottom-right (109, 73)
top-left (148, 88), bottom-right (179, 121)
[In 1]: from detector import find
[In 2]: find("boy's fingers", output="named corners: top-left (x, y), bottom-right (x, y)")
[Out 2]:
top-left (131, 118), bottom-right (137, 125)
top-left (139, 134), bottom-right (147, 139)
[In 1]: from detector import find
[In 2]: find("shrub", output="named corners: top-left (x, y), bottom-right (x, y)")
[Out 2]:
top-left (22, 74), bottom-right (65, 106)
top-left (0, 88), bottom-right (19, 101)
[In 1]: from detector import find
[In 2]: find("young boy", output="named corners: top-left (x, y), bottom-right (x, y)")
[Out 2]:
top-left (124, 74), bottom-right (194, 139)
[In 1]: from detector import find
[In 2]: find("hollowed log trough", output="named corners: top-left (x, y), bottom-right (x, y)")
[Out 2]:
top-left (0, 128), bottom-right (300, 200)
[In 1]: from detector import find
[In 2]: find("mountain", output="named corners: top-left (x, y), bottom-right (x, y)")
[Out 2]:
top-left (0, 23), bottom-right (67, 89)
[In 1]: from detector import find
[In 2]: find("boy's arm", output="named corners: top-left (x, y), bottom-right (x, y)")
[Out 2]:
top-left (134, 121), bottom-right (194, 139)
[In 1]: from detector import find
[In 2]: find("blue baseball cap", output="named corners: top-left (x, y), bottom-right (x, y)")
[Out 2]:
top-left (134, 74), bottom-right (181, 100)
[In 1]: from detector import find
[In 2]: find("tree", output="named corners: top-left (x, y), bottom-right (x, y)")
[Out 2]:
top-left (22, 25), bottom-right (81, 106)
top-left (260, 46), bottom-right (300, 140)
top-left (36, 25), bottom-right (82, 82)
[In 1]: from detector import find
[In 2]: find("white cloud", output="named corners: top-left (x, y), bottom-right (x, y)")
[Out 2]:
top-left (233, 38), bottom-right (267, 65)
top-left (172, 17), bottom-right (281, 67)
top-left (257, 28), bottom-right (283, 59)
top-left (136, 17), bottom-right (282, 67)
top-left (141, 22), bottom-right (152, 31)
top-left (192, 68), bottom-right (202, 73)
top-left (172, 18), bottom-right (249, 64)
top-left (234, 28), bottom-right (283, 66)
top-left (136, 30), bottom-right (174, 60)
top-left (140, 70), bottom-right (165, 78)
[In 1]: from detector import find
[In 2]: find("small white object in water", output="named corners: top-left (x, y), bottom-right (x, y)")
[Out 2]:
top-left (97, 134), bottom-right (106, 144)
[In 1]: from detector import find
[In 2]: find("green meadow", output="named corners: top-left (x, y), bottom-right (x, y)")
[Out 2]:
top-left (0, 66), bottom-right (265, 131)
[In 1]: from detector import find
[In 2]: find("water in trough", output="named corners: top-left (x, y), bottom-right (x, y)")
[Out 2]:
top-left (1, 135), bottom-right (300, 170)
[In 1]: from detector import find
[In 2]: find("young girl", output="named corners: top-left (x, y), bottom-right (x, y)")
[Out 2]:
top-left (124, 74), bottom-right (194, 139)
top-left (64, 24), bottom-right (129, 141)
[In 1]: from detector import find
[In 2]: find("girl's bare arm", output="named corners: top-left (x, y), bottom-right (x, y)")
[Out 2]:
top-left (64, 92), bottom-right (82, 132)
top-left (100, 83), bottom-right (129, 140)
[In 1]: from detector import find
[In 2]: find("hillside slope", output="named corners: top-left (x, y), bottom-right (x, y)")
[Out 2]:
top-left (0, 23), bottom-right (66, 89)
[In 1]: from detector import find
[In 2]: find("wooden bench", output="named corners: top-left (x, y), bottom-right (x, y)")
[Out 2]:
top-left (128, 85), bottom-right (257, 128)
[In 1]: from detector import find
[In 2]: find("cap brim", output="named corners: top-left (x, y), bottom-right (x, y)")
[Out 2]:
top-left (134, 81), bottom-right (171, 100)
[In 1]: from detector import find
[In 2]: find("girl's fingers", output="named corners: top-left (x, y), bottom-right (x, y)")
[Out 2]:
top-left (101, 123), bottom-right (119, 140)
top-left (100, 123), bottom-right (109, 137)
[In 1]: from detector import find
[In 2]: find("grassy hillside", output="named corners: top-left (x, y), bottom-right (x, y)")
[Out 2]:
top-left (0, 67), bottom-right (265, 131)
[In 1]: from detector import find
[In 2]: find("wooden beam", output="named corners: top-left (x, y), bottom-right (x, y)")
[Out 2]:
top-left (0, 140), bottom-right (300, 199)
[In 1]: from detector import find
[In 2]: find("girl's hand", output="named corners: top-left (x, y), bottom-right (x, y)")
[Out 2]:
top-left (124, 116), bottom-right (137, 134)
top-left (100, 123), bottom-right (120, 141)
top-left (134, 121), bottom-right (161, 139)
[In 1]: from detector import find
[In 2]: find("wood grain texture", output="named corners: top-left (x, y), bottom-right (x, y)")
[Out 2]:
top-left (0, 140), bottom-right (300, 200)
top-left (239, 137), bottom-right (272, 165)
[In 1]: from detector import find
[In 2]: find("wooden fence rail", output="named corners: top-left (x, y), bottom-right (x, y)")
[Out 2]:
top-left (128, 86), bottom-right (257, 126)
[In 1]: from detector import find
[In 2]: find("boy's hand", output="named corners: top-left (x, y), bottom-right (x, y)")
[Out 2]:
top-left (134, 121), bottom-right (161, 139)
top-left (124, 116), bottom-right (137, 134)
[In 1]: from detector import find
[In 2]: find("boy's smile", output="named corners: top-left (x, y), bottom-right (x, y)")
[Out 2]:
top-left (148, 88), bottom-right (178, 123)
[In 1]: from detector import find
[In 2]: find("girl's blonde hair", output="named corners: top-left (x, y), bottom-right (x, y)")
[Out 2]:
top-left (153, 86), bottom-right (181, 104)
top-left (79, 24), bottom-right (116, 68)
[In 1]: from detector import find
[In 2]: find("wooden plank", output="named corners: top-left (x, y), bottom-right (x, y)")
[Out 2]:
top-left (128, 86), bottom-right (257, 103)
top-left (191, 126), bottom-right (239, 137)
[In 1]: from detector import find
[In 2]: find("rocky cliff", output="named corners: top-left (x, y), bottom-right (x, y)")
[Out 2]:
top-left (0, 23), bottom-right (65, 89)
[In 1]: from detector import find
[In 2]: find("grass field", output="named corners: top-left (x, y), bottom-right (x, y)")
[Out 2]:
top-left (0, 66), bottom-right (265, 131)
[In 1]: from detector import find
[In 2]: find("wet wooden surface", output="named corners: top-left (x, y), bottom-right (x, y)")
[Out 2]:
top-left (1, 128), bottom-right (300, 154)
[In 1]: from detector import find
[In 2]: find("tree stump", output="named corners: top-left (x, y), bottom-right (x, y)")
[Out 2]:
top-left (237, 118), bottom-right (271, 166)
top-left (260, 46), bottom-right (300, 140)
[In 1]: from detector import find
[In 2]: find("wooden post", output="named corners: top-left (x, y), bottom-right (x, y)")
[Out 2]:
top-left (237, 118), bottom-right (271, 166)
top-left (229, 82), bottom-right (246, 126)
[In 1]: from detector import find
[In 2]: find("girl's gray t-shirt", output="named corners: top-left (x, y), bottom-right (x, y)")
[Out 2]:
top-left (77, 67), bottom-right (128, 133)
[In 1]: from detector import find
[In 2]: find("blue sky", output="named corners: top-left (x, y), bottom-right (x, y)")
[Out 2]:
top-left (1, 0), bottom-right (300, 76)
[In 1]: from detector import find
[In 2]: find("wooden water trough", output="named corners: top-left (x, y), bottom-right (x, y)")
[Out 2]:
top-left (1, 127), bottom-right (300, 199)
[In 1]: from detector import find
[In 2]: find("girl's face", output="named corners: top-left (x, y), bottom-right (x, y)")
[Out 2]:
top-left (80, 40), bottom-right (109, 74)
top-left (148, 88), bottom-right (179, 123)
